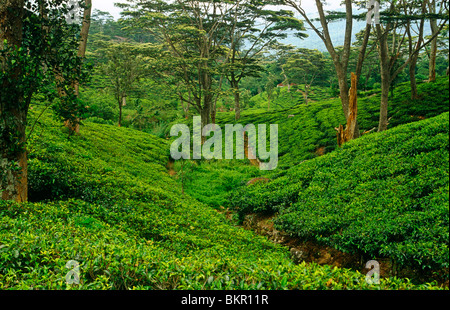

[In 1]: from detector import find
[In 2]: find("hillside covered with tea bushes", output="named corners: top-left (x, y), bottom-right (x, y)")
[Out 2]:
top-left (229, 112), bottom-right (449, 283)
top-left (0, 106), bottom-right (444, 290)
top-left (178, 77), bottom-right (449, 209)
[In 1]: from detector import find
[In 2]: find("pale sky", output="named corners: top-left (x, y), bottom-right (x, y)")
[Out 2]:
top-left (92, 0), bottom-right (124, 19)
top-left (92, 0), bottom-right (345, 20)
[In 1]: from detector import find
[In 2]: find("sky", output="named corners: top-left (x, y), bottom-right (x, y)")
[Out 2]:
top-left (92, 0), bottom-right (124, 19)
top-left (92, 0), bottom-right (345, 20)
top-left (91, 0), bottom-right (358, 51)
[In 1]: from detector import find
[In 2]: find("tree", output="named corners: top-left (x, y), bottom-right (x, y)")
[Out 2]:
top-left (75, 0), bottom-right (92, 96)
top-left (1, 0), bottom-right (88, 202)
top-left (62, 0), bottom-right (93, 134)
top-left (100, 43), bottom-right (148, 127)
top-left (427, 0), bottom-right (448, 82)
top-left (374, 0), bottom-right (448, 131)
top-left (282, 48), bottom-right (327, 105)
top-left (120, 0), bottom-right (304, 126)
top-left (401, 0), bottom-right (429, 100)
top-left (0, 0), bottom-right (26, 202)
top-left (119, 0), bottom-right (234, 131)
top-left (220, 0), bottom-right (305, 120)
top-left (265, 73), bottom-right (277, 110)
top-left (269, 42), bottom-right (298, 92)
top-left (353, 30), bottom-right (380, 91)
top-left (91, 9), bottom-right (115, 34)
top-left (281, 0), bottom-right (373, 142)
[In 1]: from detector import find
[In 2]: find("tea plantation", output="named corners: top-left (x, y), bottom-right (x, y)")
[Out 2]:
top-left (0, 104), bottom-right (444, 290)
top-left (229, 112), bottom-right (449, 283)
top-left (180, 77), bottom-right (449, 208)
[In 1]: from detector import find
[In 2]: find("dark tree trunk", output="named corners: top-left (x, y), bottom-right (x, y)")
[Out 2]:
top-left (118, 97), bottom-right (123, 127)
top-left (234, 88), bottom-right (241, 121)
top-left (428, 1), bottom-right (438, 83)
top-left (378, 79), bottom-right (390, 132)
top-left (336, 66), bottom-right (350, 120)
top-left (0, 0), bottom-right (28, 202)
top-left (229, 77), bottom-right (241, 121)
top-left (409, 60), bottom-right (419, 100)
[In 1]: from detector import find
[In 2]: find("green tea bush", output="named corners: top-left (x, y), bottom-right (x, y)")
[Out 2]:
top-left (0, 199), bottom-right (442, 290)
top-left (228, 112), bottom-right (449, 281)
top-left (215, 77), bottom-right (449, 170)
top-left (1, 105), bottom-right (442, 290)
top-left (170, 77), bottom-right (448, 218)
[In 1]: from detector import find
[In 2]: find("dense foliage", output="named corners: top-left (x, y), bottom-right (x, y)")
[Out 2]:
top-left (0, 105), bottom-right (443, 290)
top-left (228, 112), bottom-right (449, 282)
top-left (1, 0), bottom-right (448, 293)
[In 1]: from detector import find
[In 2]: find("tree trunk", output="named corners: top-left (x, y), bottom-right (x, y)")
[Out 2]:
top-left (336, 67), bottom-right (350, 119)
top-left (73, 0), bottom-right (92, 96)
top-left (429, 38), bottom-right (437, 82)
top-left (244, 132), bottom-right (260, 167)
top-left (409, 59), bottom-right (419, 100)
top-left (1, 109), bottom-right (28, 202)
top-left (229, 78), bottom-right (241, 121)
top-left (200, 102), bottom-right (211, 129)
top-left (234, 88), bottom-right (241, 121)
top-left (347, 73), bottom-right (358, 140)
top-left (118, 96), bottom-right (123, 127)
top-left (304, 84), bottom-right (310, 105)
top-left (379, 81), bottom-right (390, 132)
top-left (200, 101), bottom-right (211, 144)
top-left (68, 0), bottom-right (92, 133)
top-left (336, 73), bottom-right (358, 147)
top-left (211, 75), bottom-right (223, 125)
top-left (376, 24), bottom-right (391, 132)
top-left (0, 0), bottom-right (28, 202)
top-left (429, 20), bottom-right (438, 82)
top-left (210, 105), bottom-right (216, 125)
top-left (428, 0), bottom-right (438, 83)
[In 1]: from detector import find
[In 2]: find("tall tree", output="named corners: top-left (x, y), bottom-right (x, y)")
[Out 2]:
top-left (64, 0), bottom-right (93, 134)
top-left (221, 0), bottom-right (305, 120)
top-left (100, 43), bottom-right (148, 127)
top-left (375, 0), bottom-right (448, 131)
top-left (427, 0), bottom-right (448, 82)
top-left (281, 0), bottom-right (373, 142)
top-left (119, 0), bottom-right (235, 130)
top-left (402, 0), bottom-right (428, 100)
top-left (1, 0), bottom-right (88, 202)
top-left (75, 0), bottom-right (92, 96)
top-left (265, 73), bottom-right (278, 110)
top-left (282, 48), bottom-right (327, 105)
top-left (0, 0), bottom-right (26, 202)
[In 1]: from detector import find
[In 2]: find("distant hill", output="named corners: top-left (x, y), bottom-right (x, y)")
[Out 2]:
top-left (281, 19), bottom-right (367, 51)
top-left (281, 16), bottom-right (433, 52)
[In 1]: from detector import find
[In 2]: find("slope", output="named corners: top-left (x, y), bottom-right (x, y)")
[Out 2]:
top-left (0, 104), bottom-right (441, 290)
top-left (229, 112), bottom-right (449, 284)
top-left (178, 77), bottom-right (449, 208)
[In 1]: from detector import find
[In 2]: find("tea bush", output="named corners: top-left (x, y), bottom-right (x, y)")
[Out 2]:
top-left (0, 106), bottom-right (443, 290)
top-left (214, 77), bottom-right (449, 170)
top-left (228, 112), bottom-right (449, 282)
top-left (172, 77), bottom-right (449, 223)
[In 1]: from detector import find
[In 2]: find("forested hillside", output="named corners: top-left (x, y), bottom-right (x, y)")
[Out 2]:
top-left (1, 0), bottom-right (449, 297)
